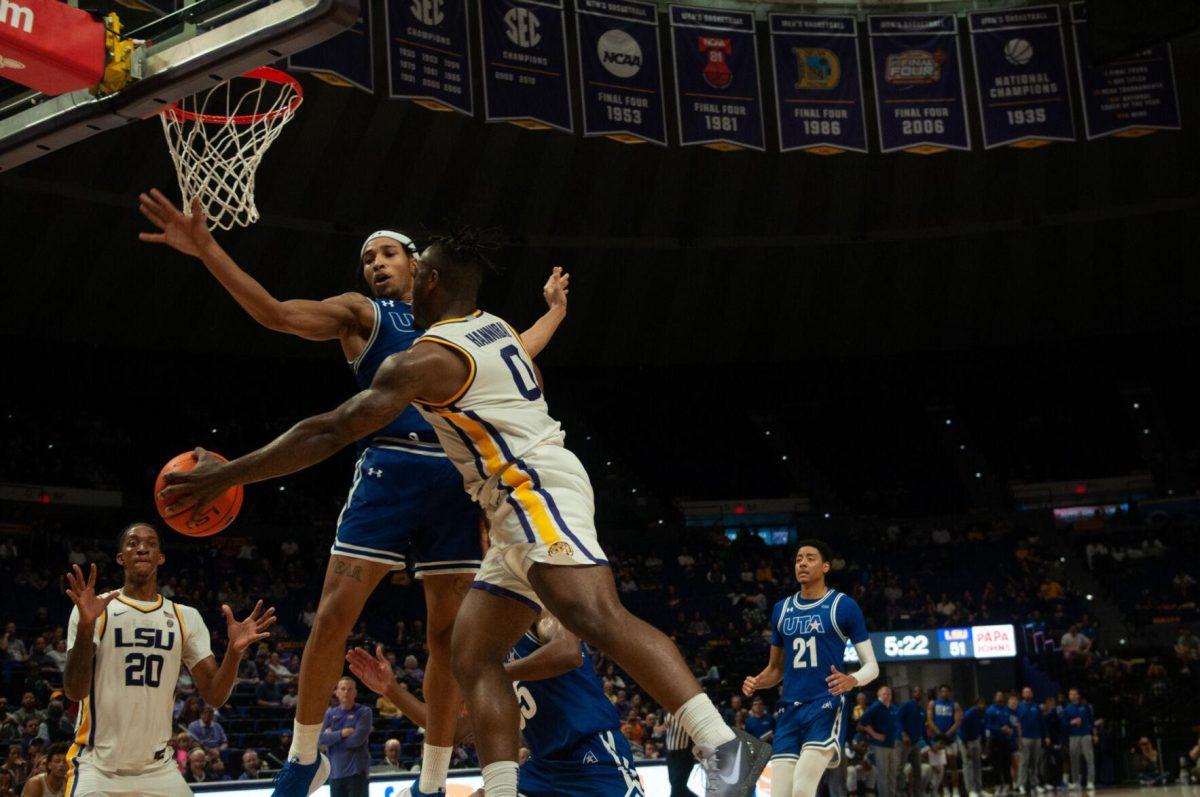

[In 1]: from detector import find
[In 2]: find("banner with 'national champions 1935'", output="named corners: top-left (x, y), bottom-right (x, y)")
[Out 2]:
top-left (768, 14), bottom-right (868, 155)
top-left (480, 0), bottom-right (574, 132)
top-left (575, 0), bottom-right (667, 146)
top-left (669, 4), bottom-right (765, 151)
top-left (968, 5), bottom-right (1074, 149)
top-left (387, 0), bottom-right (473, 115)
top-left (868, 13), bottom-right (972, 155)
top-left (1069, 2), bottom-right (1181, 140)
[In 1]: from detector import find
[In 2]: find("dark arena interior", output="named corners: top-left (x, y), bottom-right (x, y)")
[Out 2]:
top-left (1, 0), bottom-right (1200, 795)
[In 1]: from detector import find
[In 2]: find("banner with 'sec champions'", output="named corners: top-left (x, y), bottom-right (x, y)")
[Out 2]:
top-left (387, 0), bottom-right (473, 115)
top-left (768, 14), bottom-right (867, 155)
top-left (481, 0), bottom-right (573, 132)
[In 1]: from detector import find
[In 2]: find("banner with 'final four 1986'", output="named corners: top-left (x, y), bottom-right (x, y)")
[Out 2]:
top-left (968, 5), bottom-right (1074, 149)
top-left (669, 4), bottom-right (765, 151)
top-left (869, 13), bottom-right (972, 155)
top-left (575, 0), bottom-right (667, 145)
top-left (768, 14), bottom-right (868, 155)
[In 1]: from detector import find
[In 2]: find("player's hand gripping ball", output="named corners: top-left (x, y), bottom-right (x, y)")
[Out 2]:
top-left (154, 450), bottom-right (243, 536)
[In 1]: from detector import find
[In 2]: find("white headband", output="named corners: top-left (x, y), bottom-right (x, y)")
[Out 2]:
top-left (361, 230), bottom-right (416, 257)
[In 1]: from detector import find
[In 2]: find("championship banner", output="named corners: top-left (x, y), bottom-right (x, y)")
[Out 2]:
top-left (668, 5), bottom-right (765, 151)
top-left (289, 5), bottom-right (374, 93)
top-left (868, 14), bottom-right (972, 155)
top-left (768, 14), bottom-right (867, 155)
top-left (574, 0), bottom-right (667, 146)
top-left (968, 6), bottom-right (1074, 149)
top-left (1070, 2), bottom-right (1181, 140)
top-left (480, 0), bottom-right (573, 132)
top-left (386, 0), bottom-right (473, 114)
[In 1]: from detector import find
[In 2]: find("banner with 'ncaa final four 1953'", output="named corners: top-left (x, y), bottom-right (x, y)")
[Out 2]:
top-left (387, 0), bottom-right (473, 115)
top-left (968, 5), bottom-right (1074, 149)
top-left (868, 14), bottom-right (971, 155)
top-left (575, 0), bottom-right (667, 146)
top-left (768, 14), bottom-right (868, 155)
top-left (481, 0), bottom-right (573, 132)
top-left (1069, 2), bottom-right (1181, 140)
top-left (669, 5), bottom-right (765, 151)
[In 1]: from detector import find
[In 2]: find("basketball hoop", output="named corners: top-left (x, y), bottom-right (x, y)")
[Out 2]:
top-left (160, 67), bottom-right (302, 230)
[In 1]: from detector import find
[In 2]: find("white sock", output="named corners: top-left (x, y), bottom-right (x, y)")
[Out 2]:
top-left (288, 720), bottom-right (322, 765)
top-left (771, 758), bottom-right (797, 797)
top-left (418, 744), bottom-right (452, 792)
top-left (675, 692), bottom-right (736, 750)
top-left (481, 761), bottom-right (519, 797)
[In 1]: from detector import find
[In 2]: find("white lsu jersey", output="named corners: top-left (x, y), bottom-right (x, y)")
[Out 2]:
top-left (67, 591), bottom-right (211, 773)
top-left (414, 310), bottom-right (566, 506)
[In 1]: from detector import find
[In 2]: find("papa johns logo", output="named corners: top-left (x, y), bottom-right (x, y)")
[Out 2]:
top-left (597, 28), bottom-right (642, 79)
top-left (885, 49), bottom-right (946, 85)
top-left (792, 47), bottom-right (840, 90)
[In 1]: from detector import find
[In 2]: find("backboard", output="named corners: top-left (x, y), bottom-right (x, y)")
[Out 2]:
top-left (0, 0), bottom-right (357, 171)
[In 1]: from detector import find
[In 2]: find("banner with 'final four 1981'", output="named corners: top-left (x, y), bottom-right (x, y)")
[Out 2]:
top-left (868, 13), bottom-right (972, 155)
top-left (768, 14), bottom-right (868, 155)
top-left (575, 0), bottom-right (667, 145)
top-left (668, 4), bottom-right (765, 151)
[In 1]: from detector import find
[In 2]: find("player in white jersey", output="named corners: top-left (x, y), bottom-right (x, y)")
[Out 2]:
top-left (160, 229), bottom-right (772, 797)
top-left (61, 523), bottom-right (276, 797)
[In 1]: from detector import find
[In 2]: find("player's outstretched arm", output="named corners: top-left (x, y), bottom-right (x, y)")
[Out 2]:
top-left (347, 645), bottom-right (472, 743)
top-left (503, 616), bottom-right (585, 682)
top-left (191, 601), bottom-right (276, 707)
top-left (158, 344), bottom-right (467, 515)
top-left (742, 645), bottom-right (785, 696)
top-left (138, 190), bottom-right (370, 342)
top-left (519, 267), bottom-right (570, 358)
top-left (62, 564), bottom-right (117, 701)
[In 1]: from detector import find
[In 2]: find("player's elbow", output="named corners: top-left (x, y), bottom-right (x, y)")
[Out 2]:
top-left (63, 683), bottom-right (87, 702)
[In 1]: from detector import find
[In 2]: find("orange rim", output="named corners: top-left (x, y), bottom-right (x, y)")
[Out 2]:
top-left (161, 67), bottom-right (302, 125)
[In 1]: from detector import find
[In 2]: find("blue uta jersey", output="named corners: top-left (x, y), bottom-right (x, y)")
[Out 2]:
top-left (509, 629), bottom-right (621, 760)
top-left (770, 589), bottom-right (869, 704)
top-left (351, 298), bottom-right (438, 445)
top-left (932, 699), bottom-right (958, 735)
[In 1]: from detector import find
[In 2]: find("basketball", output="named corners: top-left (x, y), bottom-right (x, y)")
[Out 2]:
top-left (154, 451), bottom-right (243, 537)
top-left (1004, 38), bottom-right (1034, 66)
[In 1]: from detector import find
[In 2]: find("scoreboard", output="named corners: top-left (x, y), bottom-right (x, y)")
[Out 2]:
top-left (844, 623), bottom-right (1018, 663)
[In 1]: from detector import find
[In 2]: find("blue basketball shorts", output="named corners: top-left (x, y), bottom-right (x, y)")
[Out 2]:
top-left (519, 731), bottom-right (645, 797)
top-left (331, 442), bottom-right (481, 578)
top-left (772, 695), bottom-right (847, 768)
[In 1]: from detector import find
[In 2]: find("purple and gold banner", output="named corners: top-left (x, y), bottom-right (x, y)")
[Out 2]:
top-left (669, 4), bottom-right (765, 151)
top-left (1070, 2), bottom-right (1181, 140)
top-left (868, 13), bottom-right (972, 155)
top-left (968, 5), bottom-right (1075, 149)
top-left (768, 14), bottom-right (868, 155)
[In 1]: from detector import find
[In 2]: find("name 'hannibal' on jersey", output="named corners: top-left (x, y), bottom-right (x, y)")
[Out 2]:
top-left (771, 589), bottom-right (868, 704)
top-left (67, 592), bottom-right (211, 772)
top-left (413, 310), bottom-right (566, 504)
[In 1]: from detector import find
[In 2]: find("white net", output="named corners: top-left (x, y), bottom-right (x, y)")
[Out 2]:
top-left (160, 68), bottom-right (302, 230)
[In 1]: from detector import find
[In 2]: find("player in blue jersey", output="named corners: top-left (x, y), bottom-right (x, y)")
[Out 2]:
top-left (138, 192), bottom-right (569, 797)
top-left (742, 540), bottom-right (880, 797)
top-left (345, 613), bottom-right (644, 797)
top-left (926, 686), bottom-right (963, 797)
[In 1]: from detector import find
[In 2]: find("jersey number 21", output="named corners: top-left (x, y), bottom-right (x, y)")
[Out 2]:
top-left (792, 637), bottom-right (818, 668)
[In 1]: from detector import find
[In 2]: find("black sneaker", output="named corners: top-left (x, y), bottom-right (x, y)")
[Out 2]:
top-left (695, 729), bottom-right (772, 796)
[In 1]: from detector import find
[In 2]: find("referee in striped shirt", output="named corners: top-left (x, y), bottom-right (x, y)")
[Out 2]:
top-left (665, 712), bottom-right (698, 796)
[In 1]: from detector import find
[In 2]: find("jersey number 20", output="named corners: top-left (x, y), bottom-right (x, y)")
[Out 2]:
top-left (125, 652), bottom-right (165, 687)
top-left (792, 637), bottom-right (818, 669)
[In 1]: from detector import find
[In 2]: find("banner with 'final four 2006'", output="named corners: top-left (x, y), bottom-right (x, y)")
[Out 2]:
top-left (481, 0), bottom-right (574, 132)
top-left (575, 0), bottom-right (667, 145)
top-left (968, 5), bottom-right (1075, 149)
top-left (768, 14), bottom-right (868, 155)
top-left (868, 13), bottom-right (972, 155)
top-left (669, 4), bottom-right (765, 151)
